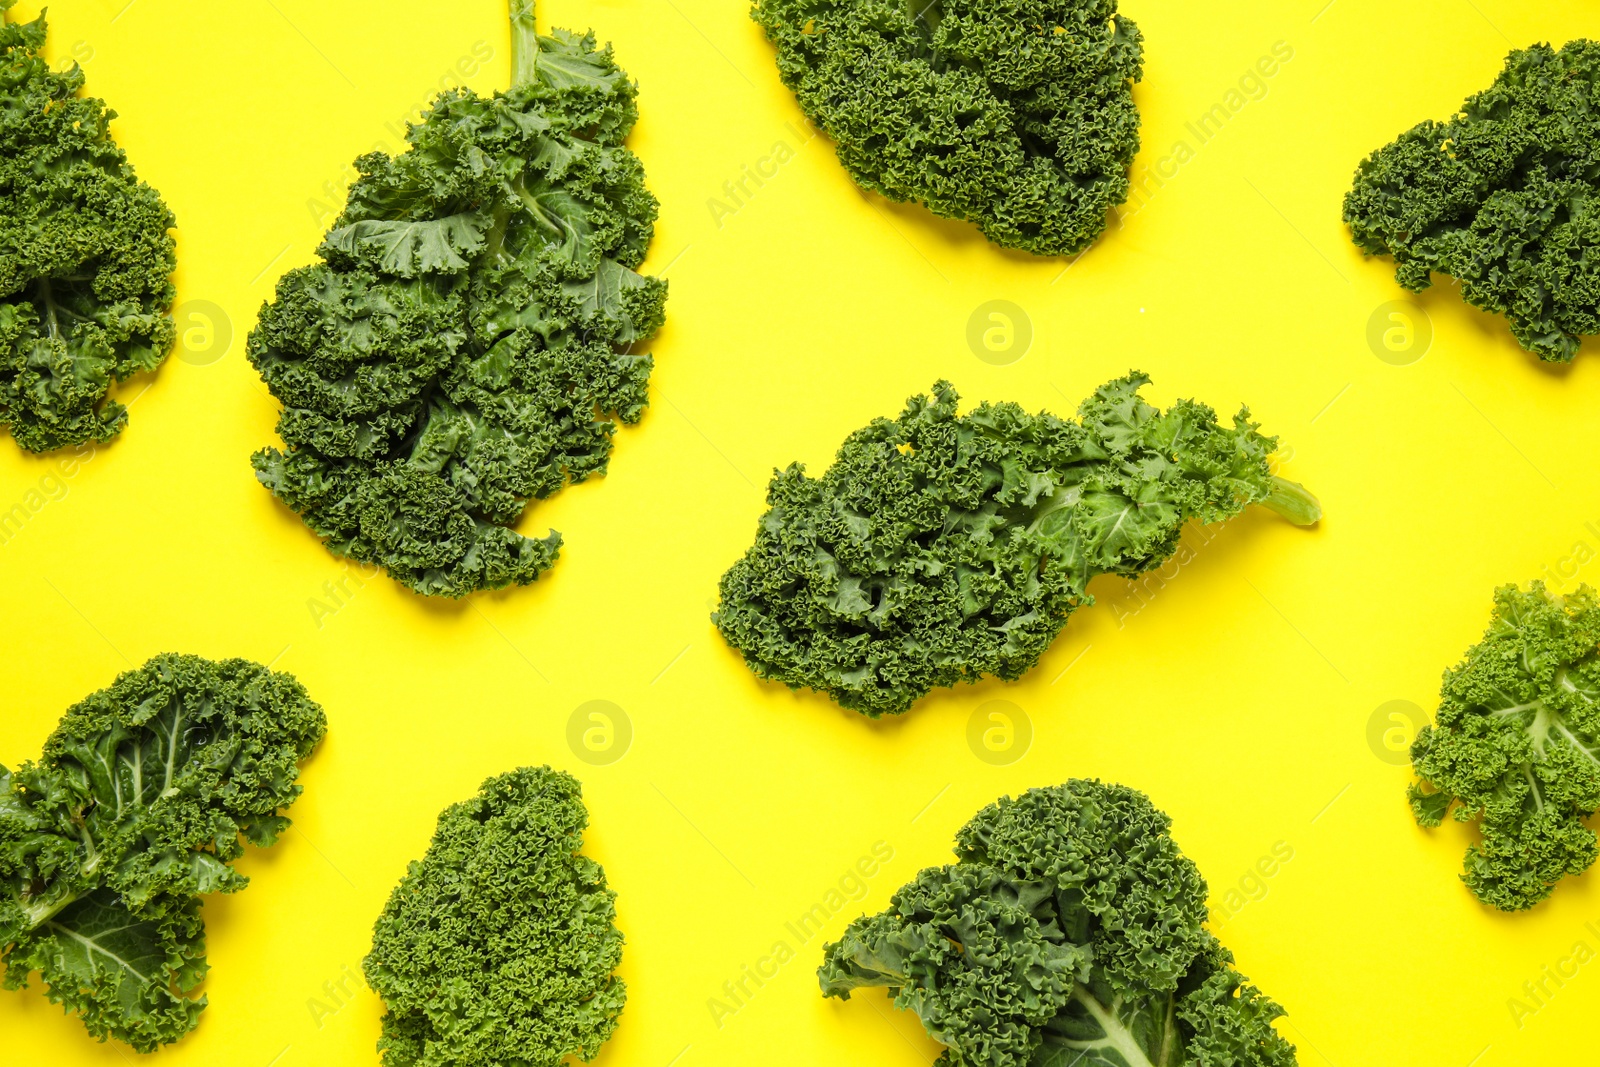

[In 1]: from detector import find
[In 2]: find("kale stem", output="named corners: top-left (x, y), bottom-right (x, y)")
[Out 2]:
top-left (21, 889), bottom-right (81, 931)
top-left (510, 0), bottom-right (539, 88)
top-left (1260, 475), bottom-right (1321, 526)
top-left (38, 278), bottom-right (61, 340)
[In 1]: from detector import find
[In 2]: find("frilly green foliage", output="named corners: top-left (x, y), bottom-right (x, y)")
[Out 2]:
top-left (364, 766), bottom-right (625, 1067)
top-left (0, 0), bottom-right (176, 451)
top-left (0, 654), bottom-right (326, 1051)
top-left (1410, 582), bottom-right (1600, 911)
top-left (1344, 40), bottom-right (1600, 361)
top-left (820, 780), bottom-right (1298, 1067)
top-left (752, 0), bottom-right (1143, 256)
top-left (249, 11), bottom-right (665, 597)
top-left (714, 373), bottom-right (1318, 717)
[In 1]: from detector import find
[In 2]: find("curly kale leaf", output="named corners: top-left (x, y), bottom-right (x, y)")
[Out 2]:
top-left (1343, 40), bottom-right (1600, 362)
top-left (1409, 582), bottom-right (1600, 911)
top-left (0, 654), bottom-right (326, 1051)
top-left (249, 3), bottom-right (666, 598)
top-left (0, 1), bottom-right (176, 451)
top-left (714, 373), bottom-right (1318, 717)
top-left (364, 766), bottom-right (625, 1067)
top-left (752, 0), bottom-right (1143, 256)
top-left (820, 780), bottom-right (1298, 1067)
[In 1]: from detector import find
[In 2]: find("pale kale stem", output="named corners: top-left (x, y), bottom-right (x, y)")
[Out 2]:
top-left (19, 853), bottom-right (97, 930)
top-left (38, 278), bottom-right (61, 340)
top-left (484, 174), bottom-right (534, 267)
top-left (510, 0), bottom-right (539, 88)
top-left (484, 203), bottom-right (513, 266)
top-left (1553, 720), bottom-right (1600, 769)
top-left (21, 892), bottom-right (77, 930)
top-left (1156, 993), bottom-right (1177, 1066)
top-left (483, 175), bottom-right (572, 267)
top-left (1260, 475), bottom-right (1321, 526)
top-left (1528, 704), bottom-right (1552, 757)
top-left (1024, 484), bottom-right (1082, 534)
top-left (1069, 986), bottom-right (1157, 1067)
top-left (19, 816), bottom-right (104, 930)
top-left (516, 183), bottom-right (568, 241)
top-left (1027, 473), bottom-right (1320, 534)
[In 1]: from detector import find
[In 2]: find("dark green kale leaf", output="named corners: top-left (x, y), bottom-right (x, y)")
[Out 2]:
top-left (0, 0), bottom-right (176, 451)
top-left (752, 0), bottom-right (1143, 256)
top-left (0, 654), bottom-right (326, 1051)
top-left (1409, 582), bottom-right (1600, 911)
top-left (714, 373), bottom-right (1319, 717)
top-left (820, 780), bottom-right (1298, 1067)
top-left (1343, 40), bottom-right (1600, 362)
top-left (364, 766), bottom-right (625, 1067)
top-left (249, 1), bottom-right (666, 598)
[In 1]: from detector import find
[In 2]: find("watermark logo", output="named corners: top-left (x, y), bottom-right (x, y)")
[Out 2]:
top-left (306, 560), bottom-right (382, 630)
top-left (966, 300), bottom-right (1032, 366)
top-left (306, 963), bottom-right (364, 1030)
top-left (1210, 841), bottom-right (1294, 929)
top-left (567, 700), bottom-right (631, 766)
top-left (1106, 519), bottom-right (1228, 628)
top-left (1118, 40), bottom-right (1294, 225)
top-left (53, 39), bottom-right (94, 73)
top-left (1508, 921), bottom-right (1600, 1030)
top-left (1367, 700), bottom-right (1425, 765)
top-left (967, 699), bottom-right (1031, 765)
top-left (707, 841), bottom-right (894, 1030)
top-left (706, 120), bottom-right (819, 231)
top-left (1534, 519), bottom-right (1600, 593)
top-left (1366, 299), bottom-right (1431, 366)
top-left (306, 42), bottom-right (496, 229)
top-left (0, 442), bottom-right (98, 548)
top-left (173, 300), bottom-right (233, 366)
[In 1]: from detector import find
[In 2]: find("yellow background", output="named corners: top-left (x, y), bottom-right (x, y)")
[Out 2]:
top-left (3, 0), bottom-right (1600, 1063)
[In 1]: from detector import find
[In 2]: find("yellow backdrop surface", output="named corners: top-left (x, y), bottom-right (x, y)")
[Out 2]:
top-left (3, 0), bottom-right (1600, 1063)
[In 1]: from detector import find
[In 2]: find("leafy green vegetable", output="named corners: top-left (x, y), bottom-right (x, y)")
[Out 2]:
top-left (0, 0), bottom-right (176, 451)
top-left (365, 766), bottom-right (624, 1067)
top-left (249, 0), bottom-right (666, 597)
top-left (751, 0), bottom-right (1143, 256)
top-left (821, 780), bottom-right (1298, 1067)
top-left (1409, 582), bottom-right (1600, 911)
top-left (0, 654), bottom-right (326, 1051)
top-left (714, 374), bottom-right (1318, 717)
top-left (1343, 40), bottom-right (1600, 362)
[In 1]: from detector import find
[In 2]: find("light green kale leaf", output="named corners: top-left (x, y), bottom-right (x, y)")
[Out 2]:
top-left (1410, 582), bottom-right (1600, 910)
top-left (714, 373), bottom-right (1318, 717)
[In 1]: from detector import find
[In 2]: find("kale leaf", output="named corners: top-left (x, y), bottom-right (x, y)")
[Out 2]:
top-left (820, 780), bottom-right (1298, 1067)
top-left (249, 1), bottom-right (666, 597)
top-left (714, 374), bottom-right (1319, 717)
top-left (0, 654), bottom-right (326, 1050)
top-left (1410, 582), bottom-right (1600, 911)
top-left (1344, 40), bottom-right (1600, 362)
top-left (0, 0), bottom-right (176, 451)
top-left (364, 766), bottom-right (625, 1067)
top-left (752, 0), bottom-right (1143, 256)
